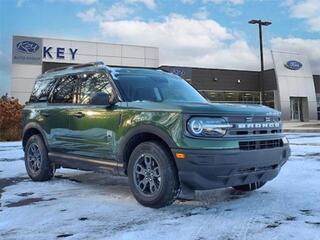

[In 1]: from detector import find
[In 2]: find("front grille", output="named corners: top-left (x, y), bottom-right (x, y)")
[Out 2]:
top-left (229, 129), bottom-right (282, 136)
top-left (239, 139), bottom-right (283, 151)
top-left (226, 116), bottom-right (282, 136)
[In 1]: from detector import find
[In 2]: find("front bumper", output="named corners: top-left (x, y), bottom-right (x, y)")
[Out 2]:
top-left (172, 145), bottom-right (290, 191)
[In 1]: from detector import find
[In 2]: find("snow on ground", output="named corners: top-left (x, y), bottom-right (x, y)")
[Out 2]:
top-left (0, 134), bottom-right (320, 240)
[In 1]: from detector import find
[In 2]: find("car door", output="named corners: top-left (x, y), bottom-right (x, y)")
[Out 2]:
top-left (44, 74), bottom-right (78, 154)
top-left (28, 76), bottom-right (66, 150)
top-left (67, 71), bottom-right (122, 161)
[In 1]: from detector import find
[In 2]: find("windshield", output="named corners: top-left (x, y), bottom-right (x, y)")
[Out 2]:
top-left (111, 68), bottom-right (207, 103)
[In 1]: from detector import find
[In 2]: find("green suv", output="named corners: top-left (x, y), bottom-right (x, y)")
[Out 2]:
top-left (22, 62), bottom-right (290, 208)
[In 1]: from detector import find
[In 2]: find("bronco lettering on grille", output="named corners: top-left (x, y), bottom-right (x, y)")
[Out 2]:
top-left (236, 122), bottom-right (281, 129)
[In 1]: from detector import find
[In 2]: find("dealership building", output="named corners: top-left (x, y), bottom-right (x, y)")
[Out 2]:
top-left (11, 35), bottom-right (320, 121)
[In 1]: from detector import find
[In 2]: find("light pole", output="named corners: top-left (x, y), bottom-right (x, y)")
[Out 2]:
top-left (248, 19), bottom-right (272, 105)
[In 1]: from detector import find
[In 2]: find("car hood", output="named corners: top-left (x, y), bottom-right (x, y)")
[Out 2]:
top-left (127, 101), bottom-right (281, 116)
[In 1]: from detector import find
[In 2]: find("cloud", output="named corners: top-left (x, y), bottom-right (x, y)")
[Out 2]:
top-left (221, 5), bottom-right (242, 17)
top-left (69, 0), bottom-right (98, 4)
top-left (77, 8), bottom-right (99, 22)
top-left (18, 0), bottom-right (98, 7)
top-left (307, 16), bottom-right (320, 32)
top-left (77, 3), bottom-right (320, 73)
top-left (192, 7), bottom-right (209, 20)
top-left (289, 0), bottom-right (318, 18)
top-left (99, 15), bottom-right (260, 70)
top-left (271, 37), bottom-right (320, 74)
top-left (203, 0), bottom-right (243, 17)
top-left (286, 0), bottom-right (320, 32)
top-left (77, 3), bottom-right (134, 22)
top-left (103, 3), bottom-right (134, 20)
top-left (126, 0), bottom-right (156, 9)
top-left (204, 0), bottom-right (245, 5)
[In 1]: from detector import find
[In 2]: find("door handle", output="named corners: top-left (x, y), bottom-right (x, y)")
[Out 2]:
top-left (73, 112), bottom-right (85, 118)
top-left (41, 112), bottom-right (50, 117)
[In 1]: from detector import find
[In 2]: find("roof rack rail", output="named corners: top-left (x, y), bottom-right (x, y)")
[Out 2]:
top-left (44, 64), bottom-right (75, 73)
top-left (44, 61), bottom-right (105, 74)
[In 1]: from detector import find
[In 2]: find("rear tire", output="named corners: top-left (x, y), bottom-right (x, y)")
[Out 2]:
top-left (232, 181), bottom-right (266, 191)
top-left (128, 141), bottom-right (180, 208)
top-left (24, 134), bottom-right (55, 181)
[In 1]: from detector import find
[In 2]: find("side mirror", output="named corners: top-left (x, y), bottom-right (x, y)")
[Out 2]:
top-left (90, 92), bottom-right (110, 106)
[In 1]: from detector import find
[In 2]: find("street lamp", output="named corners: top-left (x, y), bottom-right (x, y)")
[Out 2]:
top-left (248, 19), bottom-right (272, 105)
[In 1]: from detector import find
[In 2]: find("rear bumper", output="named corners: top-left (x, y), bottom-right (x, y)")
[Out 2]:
top-left (172, 145), bottom-right (290, 191)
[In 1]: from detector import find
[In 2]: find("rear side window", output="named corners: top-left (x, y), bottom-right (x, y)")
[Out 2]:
top-left (51, 75), bottom-right (78, 103)
top-left (78, 72), bottom-right (115, 104)
top-left (29, 77), bottom-right (56, 103)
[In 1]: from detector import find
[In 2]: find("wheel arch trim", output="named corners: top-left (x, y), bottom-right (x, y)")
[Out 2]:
top-left (117, 125), bottom-right (177, 166)
top-left (22, 122), bottom-right (49, 150)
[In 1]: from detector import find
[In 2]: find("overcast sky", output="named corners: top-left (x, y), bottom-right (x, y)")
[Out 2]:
top-left (1, 0), bottom-right (320, 95)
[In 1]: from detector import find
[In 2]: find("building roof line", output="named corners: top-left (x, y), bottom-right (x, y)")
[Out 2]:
top-left (160, 65), bottom-right (275, 73)
top-left (12, 35), bottom-right (159, 49)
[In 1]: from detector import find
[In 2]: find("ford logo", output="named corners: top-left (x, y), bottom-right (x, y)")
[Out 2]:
top-left (284, 60), bottom-right (303, 70)
top-left (171, 69), bottom-right (185, 77)
top-left (16, 41), bottom-right (40, 54)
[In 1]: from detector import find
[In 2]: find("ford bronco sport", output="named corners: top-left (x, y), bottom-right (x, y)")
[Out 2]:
top-left (22, 62), bottom-right (290, 208)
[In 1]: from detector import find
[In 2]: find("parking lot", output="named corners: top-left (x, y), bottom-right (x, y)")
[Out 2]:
top-left (1, 133), bottom-right (320, 240)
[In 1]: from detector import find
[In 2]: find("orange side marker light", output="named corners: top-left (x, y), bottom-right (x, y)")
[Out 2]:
top-left (175, 153), bottom-right (185, 159)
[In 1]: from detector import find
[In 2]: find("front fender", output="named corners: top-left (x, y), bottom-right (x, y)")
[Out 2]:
top-left (117, 124), bottom-right (178, 163)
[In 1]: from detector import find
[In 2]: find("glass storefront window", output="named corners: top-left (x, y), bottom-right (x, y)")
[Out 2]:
top-left (316, 94), bottom-right (320, 120)
top-left (224, 92), bottom-right (239, 102)
top-left (239, 92), bottom-right (260, 103)
top-left (263, 91), bottom-right (275, 108)
top-left (199, 90), bottom-right (275, 108)
top-left (208, 91), bottom-right (225, 102)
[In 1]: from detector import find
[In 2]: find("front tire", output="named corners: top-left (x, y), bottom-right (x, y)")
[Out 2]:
top-left (128, 141), bottom-right (180, 208)
top-left (232, 181), bottom-right (266, 191)
top-left (24, 134), bottom-right (55, 181)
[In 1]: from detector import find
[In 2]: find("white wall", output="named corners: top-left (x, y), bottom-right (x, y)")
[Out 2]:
top-left (11, 64), bottom-right (42, 104)
top-left (272, 50), bottom-right (317, 121)
top-left (42, 38), bottom-right (159, 67)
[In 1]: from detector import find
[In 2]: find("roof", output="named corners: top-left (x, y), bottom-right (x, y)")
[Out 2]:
top-left (39, 61), bottom-right (168, 80)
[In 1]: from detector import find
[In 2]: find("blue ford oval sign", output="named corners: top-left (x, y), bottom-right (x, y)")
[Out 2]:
top-left (16, 41), bottom-right (40, 54)
top-left (171, 68), bottom-right (185, 77)
top-left (284, 60), bottom-right (303, 70)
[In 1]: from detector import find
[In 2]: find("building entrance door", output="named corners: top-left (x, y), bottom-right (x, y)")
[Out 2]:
top-left (290, 97), bottom-right (302, 121)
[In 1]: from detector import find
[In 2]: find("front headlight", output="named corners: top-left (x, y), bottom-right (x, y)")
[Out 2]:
top-left (187, 117), bottom-right (233, 137)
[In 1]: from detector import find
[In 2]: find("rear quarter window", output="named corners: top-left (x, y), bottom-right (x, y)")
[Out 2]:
top-left (29, 77), bottom-right (56, 103)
